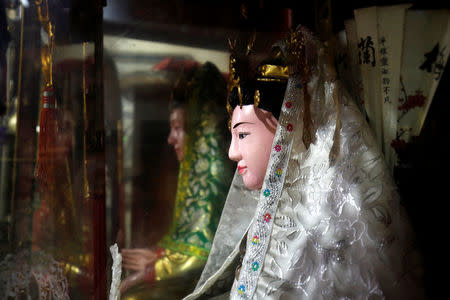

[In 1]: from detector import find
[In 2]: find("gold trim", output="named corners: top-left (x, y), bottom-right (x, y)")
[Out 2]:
top-left (159, 238), bottom-right (210, 260)
top-left (227, 55), bottom-right (242, 105)
top-left (257, 64), bottom-right (289, 80)
top-left (154, 249), bottom-right (206, 281)
top-left (253, 89), bottom-right (260, 107)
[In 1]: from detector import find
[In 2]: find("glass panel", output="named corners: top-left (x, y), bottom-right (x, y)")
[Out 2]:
top-left (0, 0), bottom-right (105, 298)
top-left (103, 5), bottom-right (236, 299)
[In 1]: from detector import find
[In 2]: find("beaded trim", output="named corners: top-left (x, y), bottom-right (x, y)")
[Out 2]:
top-left (232, 75), bottom-right (302, 299)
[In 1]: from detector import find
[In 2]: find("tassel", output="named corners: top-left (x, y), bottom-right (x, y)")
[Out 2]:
top-left (35, 84), bottom-right (58, 189)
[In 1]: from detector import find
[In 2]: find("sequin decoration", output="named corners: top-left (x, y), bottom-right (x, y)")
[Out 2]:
top-left (264, 213), bottom-right (272, 223)
top-left (263, 189), bottom-right (270, 197)
top-left (251, 235), bottom-right (260, 245)
top-left (252, 262), bottom-right (259, 271)
top-left (238, 285), bottom-right (246, 295)
top-left (275, 145), bottom-right (282, 152)
top-left (275, 168), bottom-right (283, 177)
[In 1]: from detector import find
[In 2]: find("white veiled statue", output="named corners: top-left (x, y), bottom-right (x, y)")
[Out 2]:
top-left (184, 26), bottom-right (424, 300)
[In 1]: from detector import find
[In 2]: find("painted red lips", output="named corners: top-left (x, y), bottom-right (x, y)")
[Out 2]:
top-left (238, 165), bottom-right (247, 175)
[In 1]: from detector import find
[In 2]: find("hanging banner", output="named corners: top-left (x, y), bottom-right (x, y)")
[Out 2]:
top-left (395, 9), bottom-right (450, 149)
top-left (354, 6), bottom-right (383, 149)
top-left (376, 4), bottom-right (411, 171)
top-left (344, 19), bottom-right (366, 118)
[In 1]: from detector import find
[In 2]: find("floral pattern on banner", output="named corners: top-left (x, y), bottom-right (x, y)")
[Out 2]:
top-left (390, 77), bottom-right (426, 154)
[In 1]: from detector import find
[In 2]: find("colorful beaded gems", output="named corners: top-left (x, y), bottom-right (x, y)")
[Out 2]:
top-left (251, 235), bottom-right (260, 245)
top-left (275, 168), bottom-right (283, 177)
top-left (263, 189), bottom-right (270, 197)
top-left (264, 213), bottom-right (272, 223)
top-left (287, 123), bottom-right (293, 132)
top-left (238, 285), bottom-right (246, 295)
top-left (285, 101), bottom-right (292, 108)
top-left (275, 144), bottom-right (282, 152)
top-left (252, 262), bottom-right (259, 271)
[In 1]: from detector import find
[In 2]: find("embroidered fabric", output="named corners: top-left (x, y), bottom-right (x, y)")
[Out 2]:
top-left (184, 27), bottom-right (423, 300)
top-left (0, 249), bottom-right (69, 299)
top-left (189, 172), bottom-right (259, 297)
top-left (158, 62), bottom-right (232, 259)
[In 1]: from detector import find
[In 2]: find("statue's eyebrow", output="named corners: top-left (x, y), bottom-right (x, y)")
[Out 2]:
top-left (232, 122), bottom-right (254, 129)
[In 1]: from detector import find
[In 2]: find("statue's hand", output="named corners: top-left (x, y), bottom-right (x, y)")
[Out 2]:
top-left (121, 248), bottom-right (158, 271)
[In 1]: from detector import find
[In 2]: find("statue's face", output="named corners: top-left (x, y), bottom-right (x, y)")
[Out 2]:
top-left (229, 105), bottom-right (277, 190)
top-left (168, 108), bottom-right (185, 162)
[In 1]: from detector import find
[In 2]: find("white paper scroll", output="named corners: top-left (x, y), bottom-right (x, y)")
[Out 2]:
top-left (354, 6), bottom-right (383, 149)
top-left (343, 19), bottom-right (366, 119)
top-left (398, 9), bottom-right (450, 142)
top-left (376, 4), bottom-right (411, 171)
top-left (345, 6), bottom-right (449, 172)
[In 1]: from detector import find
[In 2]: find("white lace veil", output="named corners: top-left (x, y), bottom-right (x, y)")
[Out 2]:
top-left (185, 26), bottom-right (423, 300)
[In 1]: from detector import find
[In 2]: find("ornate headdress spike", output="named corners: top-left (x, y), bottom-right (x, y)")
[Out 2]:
top-left (226, 33), bottom-right (289, 126)
top-left (226, 34), bottom-right (256, 116)
top-left (285, 27), bottom-right (318, 149)
top-left (227, 38), bottom-right (241, 112)
top-left (285, 28), bottom-right (308, 77)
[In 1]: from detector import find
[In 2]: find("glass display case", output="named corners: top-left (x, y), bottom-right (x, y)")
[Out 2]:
top-left (1, 0), bottom-right (107, 298)
top-left (0, 0), bottom-right (448, 299)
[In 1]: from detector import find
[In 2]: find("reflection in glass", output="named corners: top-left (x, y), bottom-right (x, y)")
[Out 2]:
top-left (0, 1), bottom-right (105, 298)
top-left (111, 55), bottom-right (233, 298)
